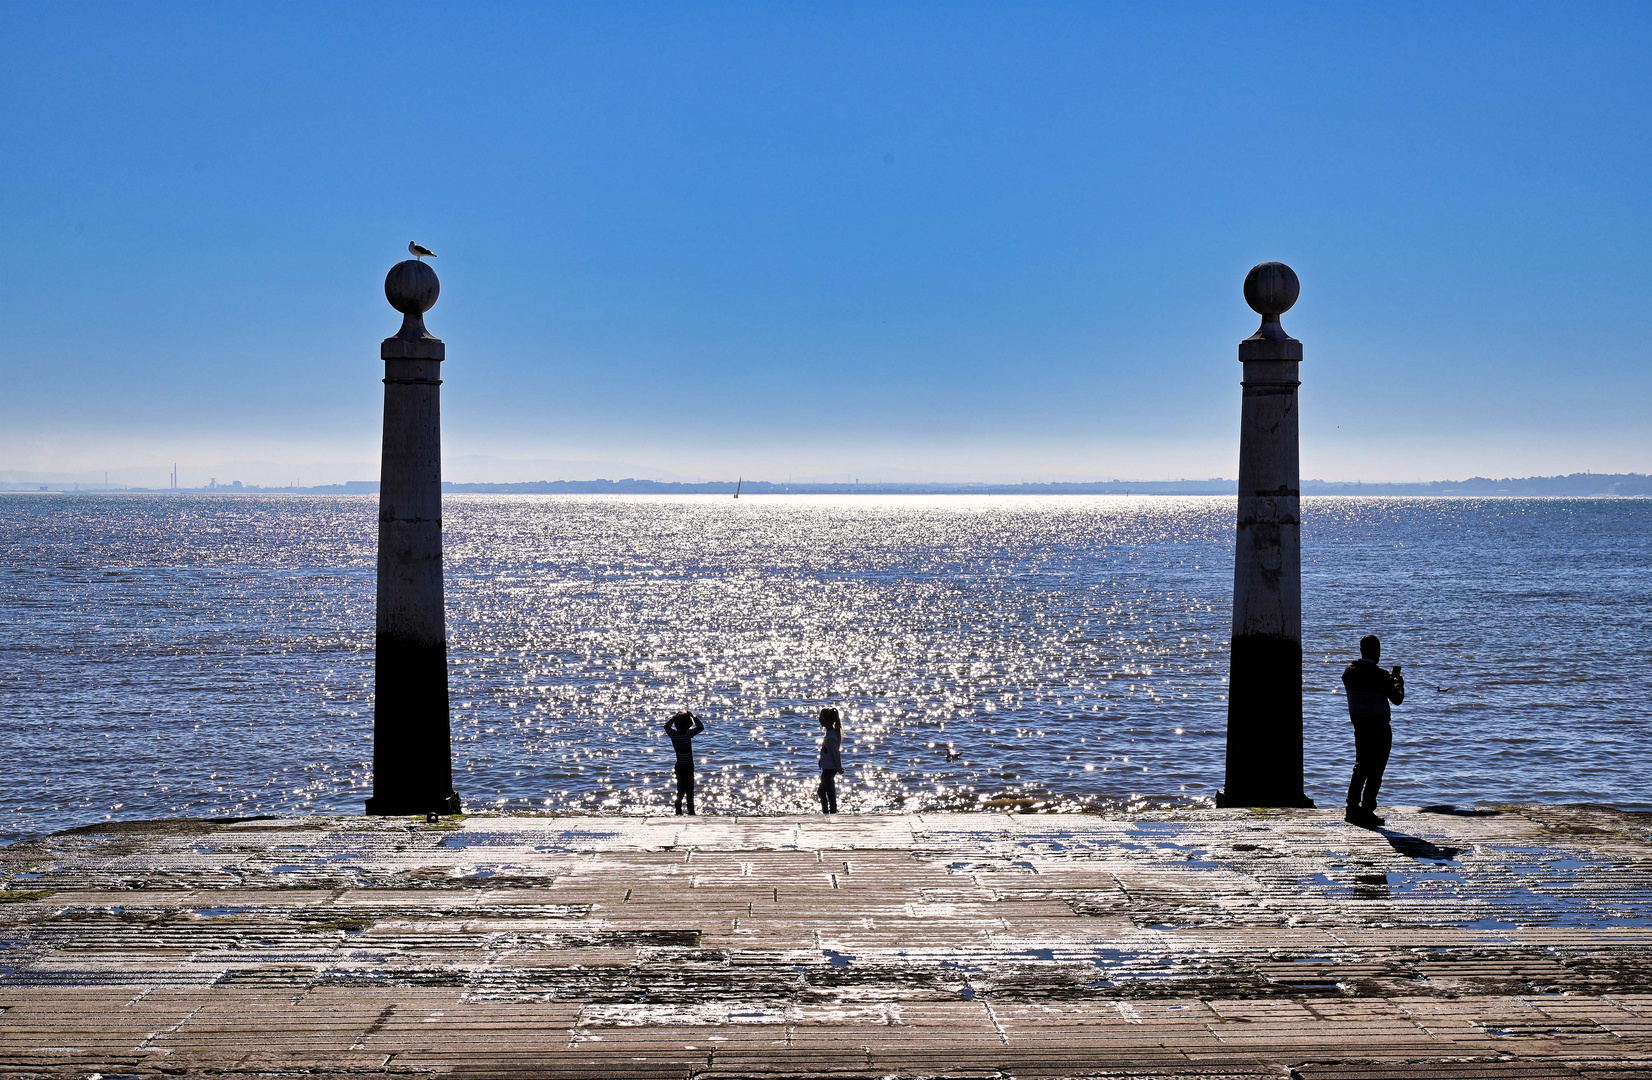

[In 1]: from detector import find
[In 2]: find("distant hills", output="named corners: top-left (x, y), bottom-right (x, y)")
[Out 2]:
top-left (7, 472), bottom-right (1649, 497)
top-left (1300, 473), bottom-right (1652, 497)
top-left (355, 472), bottom-right (1652, 496)
top-left (432, 478), bottom-right (1240, 496)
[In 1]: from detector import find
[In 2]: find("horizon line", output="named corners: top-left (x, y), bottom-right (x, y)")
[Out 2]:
top-left (5, 471), bottom-right (1650, 497)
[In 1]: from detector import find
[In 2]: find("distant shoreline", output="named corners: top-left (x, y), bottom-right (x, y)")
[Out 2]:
top-left (4, 471), bottom-right (1650, 497)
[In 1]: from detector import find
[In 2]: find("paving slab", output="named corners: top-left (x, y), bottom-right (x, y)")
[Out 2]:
top-left (2, 805), bottom-right (1650, 1078)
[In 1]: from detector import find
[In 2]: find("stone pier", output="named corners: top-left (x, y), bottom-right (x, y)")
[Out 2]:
top-left (366, 260), bottom-right (460, 816)
top-left (1220, 262), bottom-right (1311, 809)
top-left (3, 806), bottom-right (1651, 1078)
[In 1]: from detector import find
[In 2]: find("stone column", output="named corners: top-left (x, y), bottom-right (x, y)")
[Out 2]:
top-left (365, 260), bottom-right (461, 816)
top-left (1217, 262), bottom-right (1313, 808)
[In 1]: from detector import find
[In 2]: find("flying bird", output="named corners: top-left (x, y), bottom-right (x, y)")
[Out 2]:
top-left (408, 241), bottom-right (437, 260)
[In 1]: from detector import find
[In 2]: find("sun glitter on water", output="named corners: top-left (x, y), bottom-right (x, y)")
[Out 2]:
top-left (2, 493), bottom-right (1650, 842)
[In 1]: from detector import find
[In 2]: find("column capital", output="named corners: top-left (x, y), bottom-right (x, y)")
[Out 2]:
top-left (383, 259), bottom-right (446, 360)
top-left (1239, 261), bottom-right (1302, 362)
top-left (382, 335), bottom-right (446, 361)
top-left (1239, 337), bottom-right (1302, 362)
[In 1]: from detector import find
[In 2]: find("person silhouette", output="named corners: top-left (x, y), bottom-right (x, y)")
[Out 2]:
top-left (817, 708), bottom-right (843, 814)
top-left (1342, 635), bottom-right (1405, 827)
top-left (664, 711), bottom-right (705, 815)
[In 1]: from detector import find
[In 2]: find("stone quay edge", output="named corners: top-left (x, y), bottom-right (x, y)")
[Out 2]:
top-left (2, 805), bottom-right (1651, 1079)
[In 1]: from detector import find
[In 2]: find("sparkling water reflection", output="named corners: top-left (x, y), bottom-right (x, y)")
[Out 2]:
top-left (1, 494), bottom-right (1648, 842)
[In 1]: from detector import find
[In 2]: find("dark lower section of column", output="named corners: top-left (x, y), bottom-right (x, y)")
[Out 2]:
top-left (1217, 633), bottom-right (1314, 808)
top-left (366, 636), bottom-right (461, 816)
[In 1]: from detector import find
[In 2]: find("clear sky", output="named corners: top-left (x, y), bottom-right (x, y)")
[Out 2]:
top-left (3, 1), bottom-right (1648, 486)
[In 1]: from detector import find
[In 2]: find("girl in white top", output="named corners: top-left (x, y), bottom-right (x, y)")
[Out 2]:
top-left (817, 708), bottom-right (843, 814)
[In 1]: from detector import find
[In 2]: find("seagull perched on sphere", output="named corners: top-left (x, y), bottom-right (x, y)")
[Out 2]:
top-left (408, 241), bottom-right (437, 260)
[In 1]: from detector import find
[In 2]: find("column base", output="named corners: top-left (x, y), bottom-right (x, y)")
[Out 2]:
top-left (365, 792), bottom-right (462, 816)
top-left (1215, 790), bottom-right (1316, 809)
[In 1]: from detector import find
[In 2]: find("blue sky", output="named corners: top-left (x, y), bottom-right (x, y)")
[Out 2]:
top-left (3, 1), bottom-right (1648, 485)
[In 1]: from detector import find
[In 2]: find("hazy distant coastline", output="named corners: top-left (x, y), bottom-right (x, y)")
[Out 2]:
top-left (4, 473), bottom-right (1649, 497)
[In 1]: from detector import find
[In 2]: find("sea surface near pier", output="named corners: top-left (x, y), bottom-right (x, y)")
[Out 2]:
top-left (1, 494), bottom-right (1648, 842)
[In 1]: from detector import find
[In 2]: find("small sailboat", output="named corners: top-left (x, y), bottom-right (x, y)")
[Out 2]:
top-left (734, 477), bottom-right (742, 499)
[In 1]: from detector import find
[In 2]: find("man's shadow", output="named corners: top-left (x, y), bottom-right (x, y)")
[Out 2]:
top-left (1344, 813), bottom-right (1469, 860)
top-left (1378, 830), bottom-right (1462, 861)
top-left (1358, 805), bottom-right (1496, 861)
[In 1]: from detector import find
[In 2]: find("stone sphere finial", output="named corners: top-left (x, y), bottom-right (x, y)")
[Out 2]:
top-left (386, 259), bottom-right (440, 316)
top-left (1243, 262), bottom-right (1299, 317)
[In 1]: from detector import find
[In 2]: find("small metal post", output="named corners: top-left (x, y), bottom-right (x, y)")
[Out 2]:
top-left (1217, 262), bottom-right (1314, 808)
top-left (365, 259), bottom-right (461, 816)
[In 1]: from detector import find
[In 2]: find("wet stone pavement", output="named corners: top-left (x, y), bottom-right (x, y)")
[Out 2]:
top-left (2, 806), bottom-right (1651, 1079)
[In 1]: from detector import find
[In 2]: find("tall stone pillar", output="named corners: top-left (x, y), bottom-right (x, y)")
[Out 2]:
top-left (365, 259), bottom-right (461, 816)
top-left (1217, 262), bottom-right (1313, 808)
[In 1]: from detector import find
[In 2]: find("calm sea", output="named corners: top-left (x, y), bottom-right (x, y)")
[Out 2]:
top-left (2, 494), bottom-right (1648, 842)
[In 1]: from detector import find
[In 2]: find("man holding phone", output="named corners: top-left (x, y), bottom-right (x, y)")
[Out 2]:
top-left (1341, 634), bottom-right (1405, 827)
